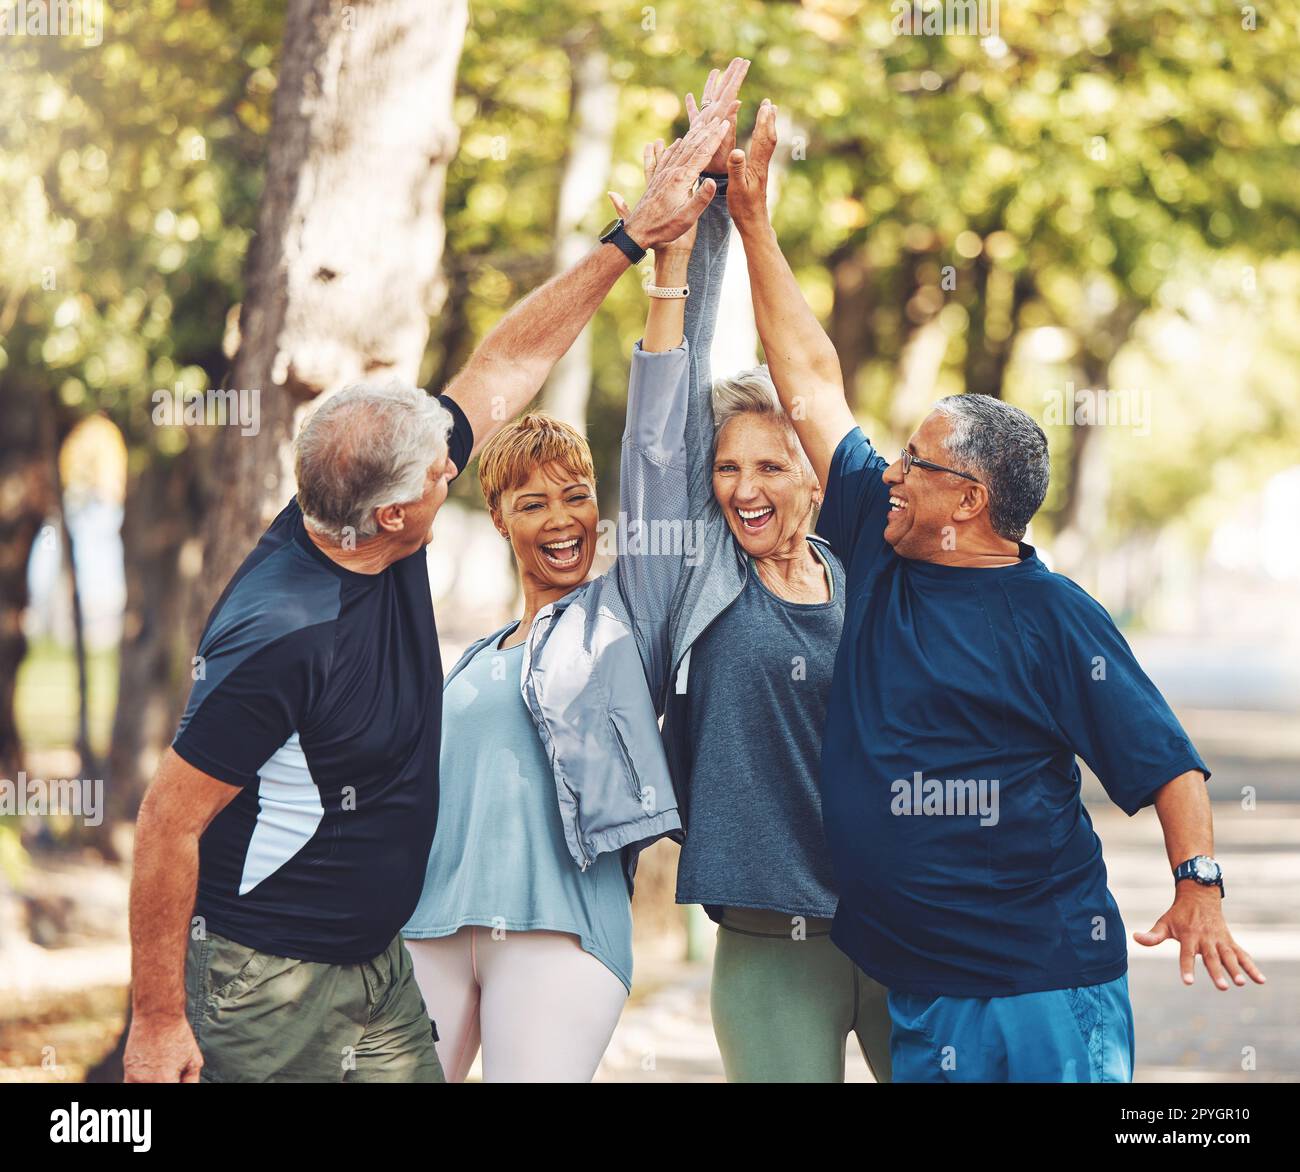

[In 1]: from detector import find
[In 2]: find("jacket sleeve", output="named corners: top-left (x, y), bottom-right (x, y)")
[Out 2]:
top-left (683, 191), bottom-right (733, 516)
top-left (613, 340), bottom-right (691, 705)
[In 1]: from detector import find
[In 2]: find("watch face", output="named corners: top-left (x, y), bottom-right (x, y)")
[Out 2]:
top-left (1194, 857), bottom-right (1220, 881)
top-left (599, 218), bottom-right (623, 241)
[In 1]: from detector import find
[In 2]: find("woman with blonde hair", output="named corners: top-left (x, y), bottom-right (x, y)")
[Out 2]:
top-left (401, 62), bottom-right (746, 1082)
top-left (659, 79), bottom-right (893, 1084)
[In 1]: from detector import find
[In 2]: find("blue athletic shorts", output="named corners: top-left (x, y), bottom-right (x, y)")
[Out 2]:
top-left (887, 973), bottom-right (1135, 1082)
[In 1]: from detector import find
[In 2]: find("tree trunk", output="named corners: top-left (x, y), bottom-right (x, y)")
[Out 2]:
top-left (962, 259), bottom-right (1033, 399)
top-left (828, 244), bottom-right (872, 410)
top-left (94, 454), bottom-right (207, 856)
top-left (0, 375), bottom-right (57, 779)
top-left (1048, 300), bottom-right (1142, 579)
top-left (189, 0), bottom-right (470, 637)
top-left (541, 33), bottom-right (618, 429)
top-left (425, 267), bottom-right (474, 397)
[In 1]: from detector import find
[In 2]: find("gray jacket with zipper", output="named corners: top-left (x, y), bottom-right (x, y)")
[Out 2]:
top-left (443, 338), bottom-right (695, 889)
top-left (444, 195), bottom-right (750, 889)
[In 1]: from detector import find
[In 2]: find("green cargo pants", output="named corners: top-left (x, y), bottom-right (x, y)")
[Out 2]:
top-left (185, 929), bottom-right (444, 1083)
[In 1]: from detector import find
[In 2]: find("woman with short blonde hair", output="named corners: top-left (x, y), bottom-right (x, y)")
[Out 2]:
top-left (401, 98), bottom-right (744, 1079)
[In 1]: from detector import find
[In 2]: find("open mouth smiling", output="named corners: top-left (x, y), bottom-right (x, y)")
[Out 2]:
top-left (737, 505), bottom-right (775, 532)
top-left (540, 536), bottom-right (583, 569)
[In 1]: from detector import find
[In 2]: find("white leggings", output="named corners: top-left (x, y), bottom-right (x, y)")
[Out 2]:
top-left (405, 927), bottom-right (628, 1082)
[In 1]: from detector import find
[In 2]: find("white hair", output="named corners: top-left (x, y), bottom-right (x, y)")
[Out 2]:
top-left (294, 382), bottom-right (453, 543)
top-left (711, 365), bottom-right (814, 479)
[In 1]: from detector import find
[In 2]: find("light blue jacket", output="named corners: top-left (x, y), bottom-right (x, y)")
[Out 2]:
top-left (445, 199), bottom-right (741, 889)
top-left (444, 341), bottom-right (693, 887)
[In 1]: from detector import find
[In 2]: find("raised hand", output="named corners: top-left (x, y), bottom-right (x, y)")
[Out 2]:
top-left (727, 97), bottom-right (778, 232)
top-left (611, 111), bottom-right (730, 250)
top-left (686, 57), bottom-right (749, 174)
top-left (610, 140), bottom-right (700, 256)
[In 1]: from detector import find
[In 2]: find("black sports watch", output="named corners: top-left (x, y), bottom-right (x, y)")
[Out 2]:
top-left (599, 218), bottom-right (647, 265)
top-left (1173, 855), bottom-right (1224, 898)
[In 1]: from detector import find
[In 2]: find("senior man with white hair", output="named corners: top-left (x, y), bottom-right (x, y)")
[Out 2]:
top-left (122, 107), bottom-right (734, 1084)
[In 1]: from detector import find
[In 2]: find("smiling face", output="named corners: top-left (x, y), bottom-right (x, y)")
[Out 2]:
top-left (881, 410), bottom-right (980, 559)
top-left (493, 460), bottom-right (599, 597)
top-left (713, 412), bottom-right (820, 560)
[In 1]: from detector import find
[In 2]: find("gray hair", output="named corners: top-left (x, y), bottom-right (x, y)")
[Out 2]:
top-left (711, 365), bottom-right (814, 479)
top-left (932, 393), bottom-right (1050, 541)
top-left (295, 382), bottom-right (453, 543)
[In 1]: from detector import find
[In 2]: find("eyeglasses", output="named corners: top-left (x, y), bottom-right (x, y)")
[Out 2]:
top-left (900, 449), bottom-right (981, 484)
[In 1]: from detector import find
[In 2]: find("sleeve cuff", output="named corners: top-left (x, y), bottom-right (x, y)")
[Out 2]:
top-left (435, 392), bottom-right (475, 479)
top-left (626, 340), bottom-right (690, 452)
top-left (1119, 756), bottom-right (1212, 817)
top-left (172, 735), bottom-right (258, 789)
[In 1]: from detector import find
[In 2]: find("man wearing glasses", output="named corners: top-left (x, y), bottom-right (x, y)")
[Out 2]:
top-left (724, 99), bottom-right (1264, 1081)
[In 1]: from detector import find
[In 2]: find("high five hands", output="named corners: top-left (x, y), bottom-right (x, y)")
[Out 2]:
top-left (685, 58), bottom-right (749, 175)
top-left (608, 57), bottom-right (749, 252)
top-left (726, 96), bottom-right (778, 232)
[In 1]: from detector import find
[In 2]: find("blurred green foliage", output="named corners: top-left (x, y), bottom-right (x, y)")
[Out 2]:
top-left (437, 0), bottom-right (1300, 542)
top-left (1, 0), bottom-right (283, 463)
top-left (15, 639), bottom-right (117, 755)
top-left (3, 0), bottom-right (1298, 552)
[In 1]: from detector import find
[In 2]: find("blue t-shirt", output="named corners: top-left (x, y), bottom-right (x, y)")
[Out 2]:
top-left (816, 427), bottom-right (1208, 998)
top-left (173, 395), bottom-right (473, 965)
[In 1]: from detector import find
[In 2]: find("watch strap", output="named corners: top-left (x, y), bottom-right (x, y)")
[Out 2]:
top-left (601, 220), bottom-right (647, 265)
top-left (643, 282), bottom-right (689, 299)
top-left (1174, 856), bottom-right (1225, 897)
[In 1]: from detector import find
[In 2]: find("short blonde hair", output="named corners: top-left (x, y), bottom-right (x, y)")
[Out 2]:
top-left (712, 365), bottom-right (814, 480)
top-left (478, 412), bottom-right (596, 513)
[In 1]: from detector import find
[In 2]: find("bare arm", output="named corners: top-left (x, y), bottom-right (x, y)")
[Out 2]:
top-left (1133, 770), bottom-right (1265, 990)
top-left (444, 112), bottom-right (732, 461)
top-left (124, 748), bottom-right (241, 1082)
top-left (642, 57), bottom-right (746, 358)
top-left (642, 247), bottom-right (691, 351)
top-left (727, 99), bottom-right (856, 486)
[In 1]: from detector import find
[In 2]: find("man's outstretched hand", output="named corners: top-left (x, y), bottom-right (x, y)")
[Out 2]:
top-left (612, 108), bottom-right (731, 251)
top-left (611, 57), bottom-right (754, 254)
top-left (727, 97), bottom-right (778, 232)
top-left (1134, 888), bottom-right (1266, 991)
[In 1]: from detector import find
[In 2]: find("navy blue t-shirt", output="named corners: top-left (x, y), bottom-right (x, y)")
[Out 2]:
top-left (173, 394), bottom-right (473, 965)
top-left (816, 427), bottom-right (1208, 998)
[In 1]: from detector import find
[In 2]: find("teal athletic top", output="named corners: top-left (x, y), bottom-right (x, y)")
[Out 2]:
top-left (403, 631), bottom-right (633, 991)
